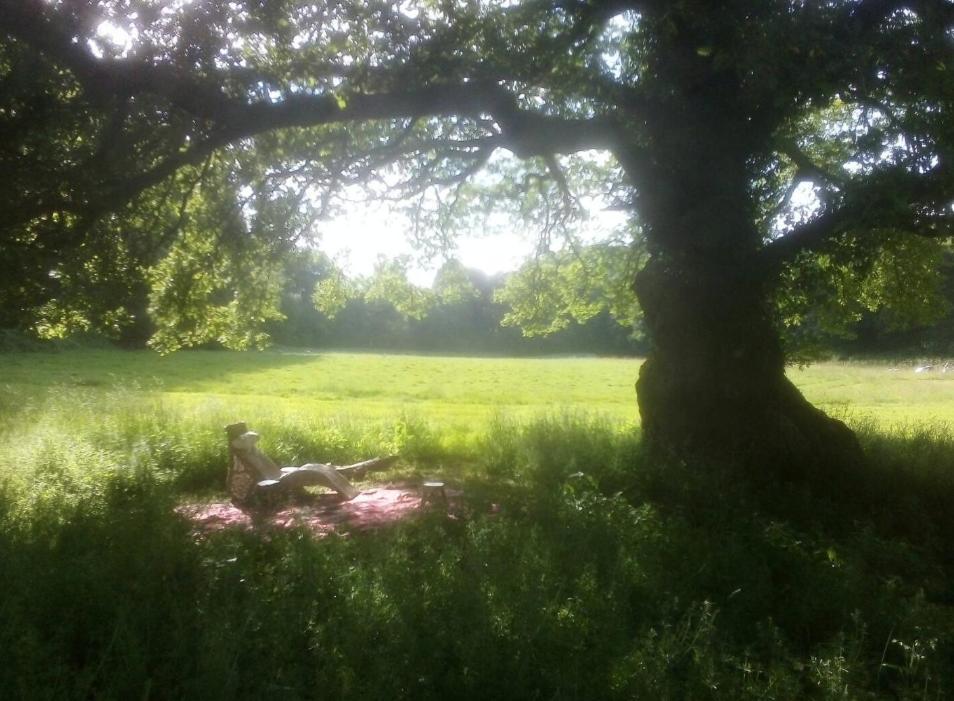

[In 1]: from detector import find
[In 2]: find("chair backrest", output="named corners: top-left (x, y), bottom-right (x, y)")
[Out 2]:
top-left (225, 422), bottom-right (282, 504)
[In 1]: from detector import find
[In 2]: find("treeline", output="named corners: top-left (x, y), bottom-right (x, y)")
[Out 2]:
top-left (271, 247), bottom-right (954, 359)
top-left (837, 251), bottom-right (954, 357)
top-left (781, 247), bottom-right (954, 359)
top-left (275, 298), bottom-right (640, 355)
top-left (6, 240), bottom-right (954, 358)
top-left (270, 253), bottom-right (643, 356)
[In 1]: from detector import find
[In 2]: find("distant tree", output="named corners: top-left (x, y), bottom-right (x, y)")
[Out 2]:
top-left (3, 1), bottom-right (953, 475)
top-left (496, 241), bottom-right (644, 337)
top-left (819, 246), bottom-right (954, 356)
top-left (363, 257), bottom-right (435, 320)
top-left (270, 254), bottom-right (641, 354)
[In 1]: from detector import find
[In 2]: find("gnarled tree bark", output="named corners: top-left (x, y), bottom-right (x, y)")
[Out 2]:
top-left (634, 256), bottom-right (861, 478)
top-left (628, 105), bottom-right (863, 477)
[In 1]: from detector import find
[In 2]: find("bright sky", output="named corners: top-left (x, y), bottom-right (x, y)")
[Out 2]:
top-left (314, 197), bottom-right (530, 286)
top-left (320, 217), bottom-right (534, 287)
top-left (317, 196), bottom-right (630, 286)
top-left (319, 181), bottom-right (821, 287)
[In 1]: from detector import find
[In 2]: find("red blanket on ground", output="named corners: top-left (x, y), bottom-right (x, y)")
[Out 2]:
top-left (177, 488), bottom-right (424, 536)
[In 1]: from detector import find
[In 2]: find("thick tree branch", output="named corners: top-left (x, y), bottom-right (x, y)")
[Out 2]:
top-left (3, 0), bottom-right (632, 227)
top-left (776, 139), bottom-right (846, 187)
top-left (2, 128), bottom-right (230, 235)
top-left (762, 209), bottom-right (846, 271)
top-left (761, 162), bottom-right (954, 272)
top-left (4, 1), bottom-right (620, 153)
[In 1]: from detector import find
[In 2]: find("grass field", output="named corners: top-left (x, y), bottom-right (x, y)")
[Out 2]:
top-left (1, 349), bottom-right (643, 426)
top-left (4, 349), bottom-right (954, 429)
top-left (2, 349), bottom-right (953, 699)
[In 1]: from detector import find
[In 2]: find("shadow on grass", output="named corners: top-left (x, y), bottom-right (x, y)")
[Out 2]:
top-left (1, 417), bottom-right (954, 699)
top-left (0, 348), bottom-right (328, 395)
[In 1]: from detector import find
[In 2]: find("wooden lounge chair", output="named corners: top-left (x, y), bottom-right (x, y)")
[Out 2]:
top-left (225, 422), bottom-right (397, 507)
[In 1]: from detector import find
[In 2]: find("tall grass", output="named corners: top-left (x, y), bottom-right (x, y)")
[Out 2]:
top-left (1, 356), bottom-right (953, 699)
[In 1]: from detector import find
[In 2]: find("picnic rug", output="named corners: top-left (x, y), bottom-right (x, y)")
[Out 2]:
top-left (176, 487), bottom-right (459, 536)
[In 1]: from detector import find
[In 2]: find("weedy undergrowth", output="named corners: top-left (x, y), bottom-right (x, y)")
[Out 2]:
top-left (0, 387), bottom-right (952, 699)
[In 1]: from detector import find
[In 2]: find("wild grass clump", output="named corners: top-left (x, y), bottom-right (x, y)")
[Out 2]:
top-left (0, 387), bottom-right (470, 500)
top-left (477, 412), bottom-right (642, 487)
top-left (1, 369), bottom-right (953, 698)
top-left (851, 420), bottom-right (954, 555)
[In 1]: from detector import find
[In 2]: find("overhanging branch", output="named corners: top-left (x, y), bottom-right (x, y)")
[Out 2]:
top-left (776, 139), bottom-right (846, 187)
top-left (4, 0), bottom-right (632, 227)
top-left (4, 1), bottom-right (621, 154)
top-left (761, 162), bottom-right (954, 273)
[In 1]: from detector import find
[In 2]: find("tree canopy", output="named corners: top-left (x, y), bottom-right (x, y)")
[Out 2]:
top-left (3, 0), bottom-right (953, 470)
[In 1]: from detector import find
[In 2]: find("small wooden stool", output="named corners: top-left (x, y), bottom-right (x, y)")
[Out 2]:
top-left (420, 481), bottom-right (447, 509)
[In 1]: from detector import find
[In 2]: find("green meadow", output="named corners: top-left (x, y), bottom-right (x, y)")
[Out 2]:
top-left (1, 349), bottom-right (643, 426)
top-left (4, 348), bottom-right (954, 430)
top-left (2, 349), bottom-right (954, 699)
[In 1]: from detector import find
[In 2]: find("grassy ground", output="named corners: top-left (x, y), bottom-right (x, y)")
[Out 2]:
top-left (4, 349), bottom-right (954, 430)
top-left (1, 349), bottom-right (953, 699)
top-left (1, 349), bottom-right (641, 428)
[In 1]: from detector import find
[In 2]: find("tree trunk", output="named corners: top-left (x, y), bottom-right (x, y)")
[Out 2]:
top-left (628, 108), bottom-right (863, 479)
top-left (633, 255), bottom-right (862, 480)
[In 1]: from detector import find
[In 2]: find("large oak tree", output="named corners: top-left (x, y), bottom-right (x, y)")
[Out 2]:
top-left (3, 0), bottom-right (953, 473)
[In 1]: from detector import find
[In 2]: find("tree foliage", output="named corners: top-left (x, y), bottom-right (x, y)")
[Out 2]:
top-left (274, 252), bottom-right (641, 354)
top-left (778, 234), bottom-right (948, 360)
top-left (497, 241), bottom-right (644, 336)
